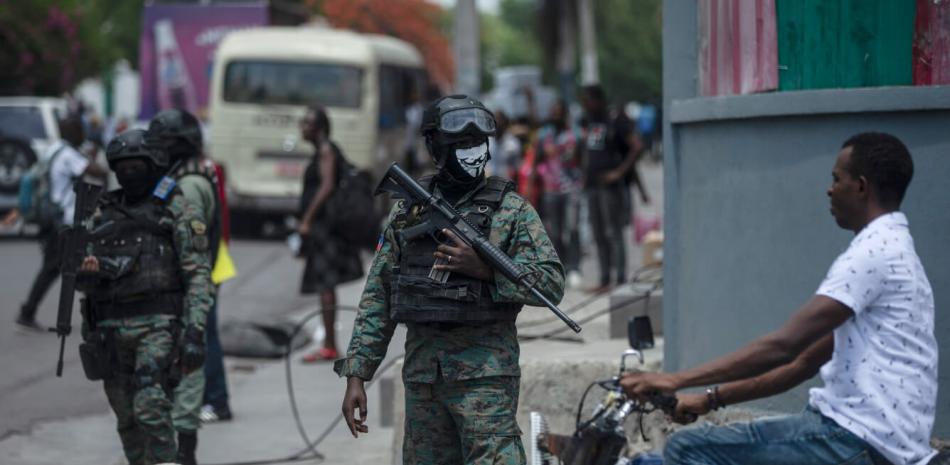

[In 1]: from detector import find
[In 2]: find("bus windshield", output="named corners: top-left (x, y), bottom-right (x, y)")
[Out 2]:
top-left (223, 61), bottom-right (363, 108)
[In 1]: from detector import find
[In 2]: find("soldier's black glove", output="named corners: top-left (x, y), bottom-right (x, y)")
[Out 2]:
top-left (180, 326), bottom-right (206, 374)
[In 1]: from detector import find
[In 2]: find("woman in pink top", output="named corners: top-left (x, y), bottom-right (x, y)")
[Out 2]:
top-left (536, 100), bottom-right (582, 282)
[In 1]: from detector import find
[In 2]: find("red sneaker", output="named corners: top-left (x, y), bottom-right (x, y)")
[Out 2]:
top-left (301, 347), bottom-right (340, 364)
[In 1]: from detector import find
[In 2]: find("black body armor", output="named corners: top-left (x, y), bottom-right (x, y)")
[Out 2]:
top-left (389, 176), bottom-right (521, 323)
top-left (85, 191), bottom-right (183, 320)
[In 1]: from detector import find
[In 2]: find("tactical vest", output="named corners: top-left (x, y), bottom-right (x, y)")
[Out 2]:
top-left (389, 176), bottom-right (522, 324)
top-left (86, 191), bottom-right (183, 320)
top-left (174, 157), bottom-right (222, 266)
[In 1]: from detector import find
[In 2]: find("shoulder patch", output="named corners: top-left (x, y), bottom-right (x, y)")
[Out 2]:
top-left (190, 220), bottom-right (207, 235)
top-left (152, 175), bottom-right (177, 200)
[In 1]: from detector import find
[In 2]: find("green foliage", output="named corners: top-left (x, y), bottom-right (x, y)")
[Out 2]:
top-left (485, 0), bottom-right (662, 102)
top-left (595, 0), bottom-right (662, 103)
top-left (499, 0), bottom-right (535, 33)
top-left (480, 11), bottom-right (542, 90)
top-left (0, 0), bottom-right (142, 96)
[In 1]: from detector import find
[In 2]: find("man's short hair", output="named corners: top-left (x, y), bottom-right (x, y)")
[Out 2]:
top-left (581, 84), bottom-right (606, 106)
top-left (58, 114), bottom-right (85, 142)
top-left (841, 132), bottom-right (914, 207)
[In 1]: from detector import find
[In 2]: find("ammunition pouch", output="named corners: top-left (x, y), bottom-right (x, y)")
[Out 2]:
top-left (78, 331), bottom-right (114, 381)
top-left (389, 176), bottom-right (522, 324)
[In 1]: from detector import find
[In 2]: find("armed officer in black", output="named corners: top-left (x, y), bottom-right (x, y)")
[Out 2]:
top-left (76, 129), bottom-right (213, 465)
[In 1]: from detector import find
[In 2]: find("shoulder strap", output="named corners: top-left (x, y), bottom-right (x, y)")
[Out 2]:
top-left (417, 174), bottom-right (436, 191)
top-left (43, 144), bottom-right (68, 179)
top-left (472, 176), bottom-right (515, 208)
top-left (175, 158), bottom-right (219, 185)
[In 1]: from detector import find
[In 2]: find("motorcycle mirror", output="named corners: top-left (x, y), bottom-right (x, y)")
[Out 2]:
top-left (628, 316), bottom-right (655, 350)
top-left (619, 348), bottom-right (644, 376)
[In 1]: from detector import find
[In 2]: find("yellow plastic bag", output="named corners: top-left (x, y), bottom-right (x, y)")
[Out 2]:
top-left (211, 241), bottom-right (237, 284)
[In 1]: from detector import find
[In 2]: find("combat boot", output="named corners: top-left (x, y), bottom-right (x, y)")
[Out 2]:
top-left (177, 431), bottom-right (198, 465)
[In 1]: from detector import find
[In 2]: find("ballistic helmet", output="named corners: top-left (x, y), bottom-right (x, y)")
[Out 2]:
top-left (106, 129), bottom-right (169, 169)
top-left (146, 109), bottom-right (203, 159)
top-left (421, 95), bottom-right (495, 171)
top-left (422, 95), bottom-right (495, 138)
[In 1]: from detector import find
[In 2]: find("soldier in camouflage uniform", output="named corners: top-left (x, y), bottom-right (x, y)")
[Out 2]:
top-left (336, 95), bottom-right (565, 465)
top-left (148, 108), bottom-right (228, 465)
top-left (77, 129), bottom-right (213, 465)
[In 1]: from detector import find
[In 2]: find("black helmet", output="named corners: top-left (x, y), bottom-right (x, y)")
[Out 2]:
top-left (106, 129), bottom-right (169, 169)
top-left (146, 109), bottom-right (203, 157)
top-left (422, 95), bottom-right (495, 169)
top-left (421, 94), bottom-right (496, 138)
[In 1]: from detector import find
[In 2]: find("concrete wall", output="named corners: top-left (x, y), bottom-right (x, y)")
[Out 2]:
top-left (662, 0), bottom-right (950, 436)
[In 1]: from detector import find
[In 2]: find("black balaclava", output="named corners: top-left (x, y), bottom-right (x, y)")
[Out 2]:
top-left (115, 161), bottom-right (161, 203)
top-left (433, 135), bottom-right (491, 199)
top-left (107, 128), bottom-right (168, 204)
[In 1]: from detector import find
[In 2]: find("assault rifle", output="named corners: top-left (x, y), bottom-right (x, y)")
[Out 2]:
top-left (51, 181), bottom-right (102, 377)
top-left (375, 163), bottom-right (582, 333)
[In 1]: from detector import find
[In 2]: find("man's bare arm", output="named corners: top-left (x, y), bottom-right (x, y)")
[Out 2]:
top-left (670, 296), bottom-right (850, 390)
top-left (718, 333), bottom-right (834, 406)
top-left (672, 334), bottom-right (834, 421)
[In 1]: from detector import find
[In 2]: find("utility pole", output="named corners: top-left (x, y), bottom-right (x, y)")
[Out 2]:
top-left (556, 0), bottom-right (578, 102)
top-left (454, 0), bottom-right (481, 95)
top-left (577, 0), bottom-right (599, 85)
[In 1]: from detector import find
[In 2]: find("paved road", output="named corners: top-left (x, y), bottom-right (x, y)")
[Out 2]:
top-left (0, 237), bottom-right (334, 440)
top-left (0, 159), bottom-right (664, 462)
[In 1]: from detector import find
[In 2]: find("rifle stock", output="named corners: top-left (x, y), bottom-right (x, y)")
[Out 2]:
top-left (51, 181), bottom-right (102, 377)
top-left (376, 163), bottom-right (582, 333)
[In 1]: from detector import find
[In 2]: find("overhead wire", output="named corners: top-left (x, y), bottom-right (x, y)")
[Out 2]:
top-left (205, 305), bottom-right (404, 465)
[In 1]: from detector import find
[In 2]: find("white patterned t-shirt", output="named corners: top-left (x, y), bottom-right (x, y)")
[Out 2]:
top-left (809, 212), bottom-right (938, 465)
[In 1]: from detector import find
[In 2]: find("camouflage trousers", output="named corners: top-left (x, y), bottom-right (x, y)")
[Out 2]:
top-left (172, 367), bottom-right (205, 432)
top-left (404, 375), bottom-right (525, 465)
top-left (102, 325), bottom-right (177, 465)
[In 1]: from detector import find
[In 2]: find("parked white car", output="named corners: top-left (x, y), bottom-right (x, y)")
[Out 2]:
top-left (0, 97), bottom-right (67, 211)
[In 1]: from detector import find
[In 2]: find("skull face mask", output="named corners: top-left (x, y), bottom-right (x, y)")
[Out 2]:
top-left (452, 141), bottom-right (489, 178)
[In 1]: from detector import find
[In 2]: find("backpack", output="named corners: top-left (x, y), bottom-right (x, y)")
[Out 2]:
top-left (323, 153), bottom-right (380, 250)
top-left (18, 144), bottom-right (66, 228)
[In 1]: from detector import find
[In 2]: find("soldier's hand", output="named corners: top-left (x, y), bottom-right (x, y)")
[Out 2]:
top-left (180, 326), bottom-right (206, 373)
top-left (433, 229), bottom-right (493, 281)
top-left (343, 377), bottom-right (369, 438)
top-left (79, 256), bottom-right (100, 273)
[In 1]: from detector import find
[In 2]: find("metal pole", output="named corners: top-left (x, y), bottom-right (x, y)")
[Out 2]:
top-left (578, 0), bottom-right (599, 85)
top-left (454, 0), bottom-right (481, 95)
top-left (557, 0), bottom-right (578, 103)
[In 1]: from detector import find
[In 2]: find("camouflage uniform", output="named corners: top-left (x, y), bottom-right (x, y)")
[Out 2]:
top-left (170, 160), bottom-right (220, 435)
top-left (81, 190), bottom-right (214, 465)
top-left (334, 179), bottom-right (565, 465)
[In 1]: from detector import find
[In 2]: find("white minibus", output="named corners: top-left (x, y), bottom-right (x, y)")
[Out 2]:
top-left (208, 26), bottom-right (426, 220)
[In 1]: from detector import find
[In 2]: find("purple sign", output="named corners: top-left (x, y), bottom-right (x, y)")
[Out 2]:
top-left (138, 3), bottom-right (268, 120)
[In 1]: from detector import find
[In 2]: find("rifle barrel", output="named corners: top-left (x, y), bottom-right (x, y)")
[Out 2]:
top-left (530, 288), bottom-right (582, 333)
top-left (56, 337), bottom-right (66, 377)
